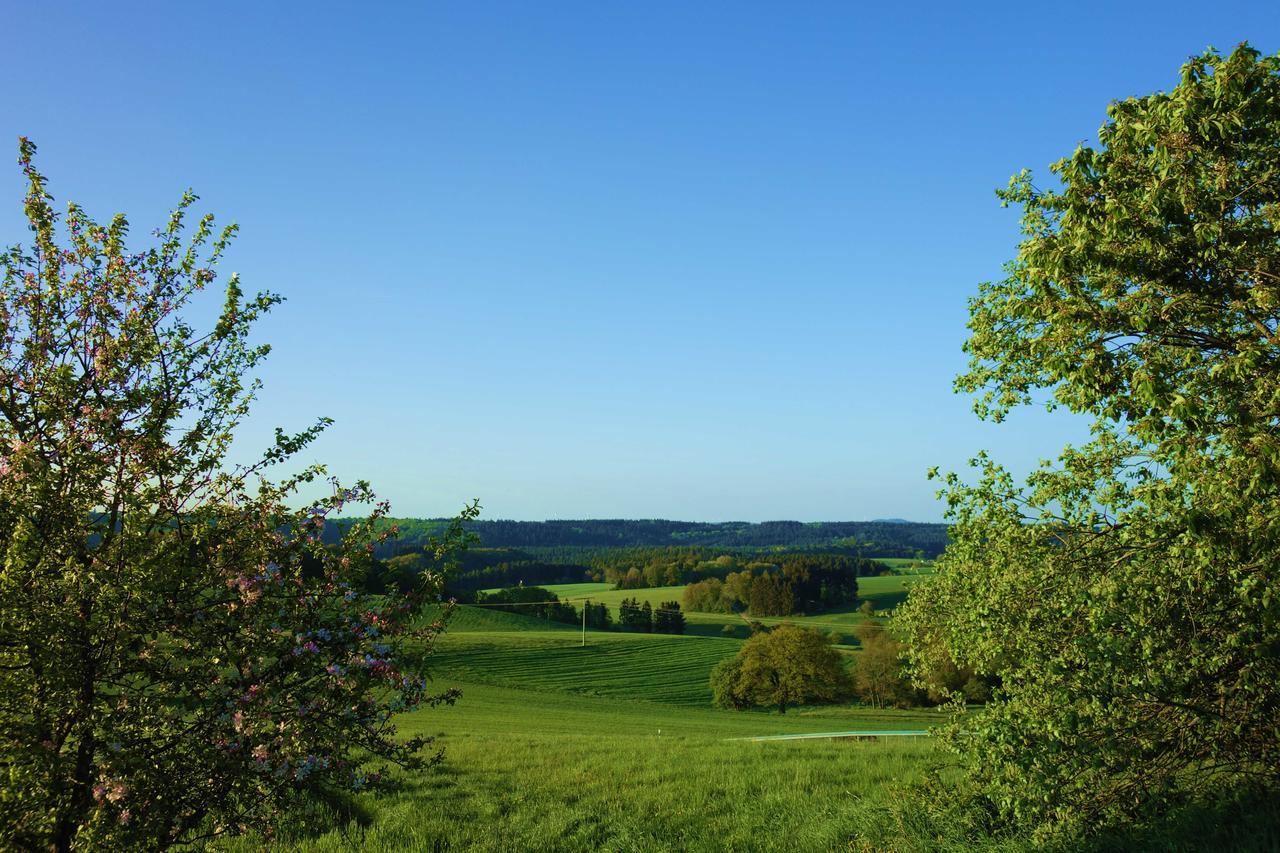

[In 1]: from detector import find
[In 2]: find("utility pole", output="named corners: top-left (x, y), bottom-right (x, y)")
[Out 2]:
top-left (581, 600), bottom-right (587, 647)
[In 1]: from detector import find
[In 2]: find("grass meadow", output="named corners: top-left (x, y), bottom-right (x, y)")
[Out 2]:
top-left (218, 590), bottom-right (1280, 851)
top-left (220, 603), bottom-right (965, 852)
top-left (521, 574), bottom-right (929, 644)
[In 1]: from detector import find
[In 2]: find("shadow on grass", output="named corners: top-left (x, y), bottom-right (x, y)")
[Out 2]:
top-left (1078, 785), bottom-right (1280, 853)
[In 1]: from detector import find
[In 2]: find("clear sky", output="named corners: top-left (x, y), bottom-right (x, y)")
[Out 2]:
top-left (3, 2), bottom-right (1277, 522)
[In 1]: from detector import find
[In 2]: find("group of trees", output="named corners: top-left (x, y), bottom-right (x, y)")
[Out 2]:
top-left (322, 520), bottom-right (950, 561)
top-left (473, 588), bottom-right (686, 634)
top-left (357, 547), bottom-right (593, 598)
top-left (360, 542), bottom-right (882, 601)
top-left (849, 624), bottom-right (992, 709)
top-left (475, 586), bottom-right (581, 625)
top-left (707, 620), bottom-right (989, 714)
top-left (681, 556), bottom-right (862, 617)
top-left (598, 548), bottom-right (884, 593)
top-left (616, 598), bottom-right (685, 634)
top-left (447, 558), bottom-right (590, 596)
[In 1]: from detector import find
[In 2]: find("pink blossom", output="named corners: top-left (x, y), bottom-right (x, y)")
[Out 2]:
top-left (105, 779), bottom-right (127, 804)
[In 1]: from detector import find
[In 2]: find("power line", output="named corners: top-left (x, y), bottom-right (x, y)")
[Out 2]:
top-left (443, 598), bottom-right (899, 631)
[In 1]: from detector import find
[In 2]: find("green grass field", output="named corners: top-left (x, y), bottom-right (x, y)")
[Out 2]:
top-left (518, 574), bottom-right (930, 644)
top-left (220, 603), bottom-right (962, 851)
top-left (434, 630), bottom-right (737, 705)
top-left (228, 680), bottom-right (947, 852)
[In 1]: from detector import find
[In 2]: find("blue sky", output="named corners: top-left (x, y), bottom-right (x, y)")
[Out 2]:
top-left (3, 2), bottom-right (1277, 522)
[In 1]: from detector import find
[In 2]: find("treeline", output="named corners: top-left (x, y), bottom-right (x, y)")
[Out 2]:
top-left (323, 518), bottom-right (948, 559)
top-left (712, 622), bottom-right (998, 713)
top-left (617, 598), bottom-right (685, 633)
top-left (474, 587), bottom-right (686, 635)
top-left (359, 542), bottom-right (883, 604)
top-left (359, 548), bottom-right (592, 597)
top-left (682, 554), bottom-right (862, 617)
top-left (590, 548), bottom-right (882, 592)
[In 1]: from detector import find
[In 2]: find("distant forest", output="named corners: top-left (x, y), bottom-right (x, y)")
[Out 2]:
top-left (320, 518), bottom-right (947, 599)
top-left (323, 518), bottom-right (949, 560)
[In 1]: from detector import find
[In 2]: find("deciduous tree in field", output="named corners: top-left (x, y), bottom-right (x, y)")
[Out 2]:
top-left (681, 576), bottom-right (723, 612)
top-left (0, 140), bottom-right (473, 851)
top-left (851, 624), bottom-right (915, 709)
top-left (900, 45), bottom-right (1280, 841)
top-left (710, 624), bottom-right (851, 714)
top-left (721, 569), bottom-right (753, 610)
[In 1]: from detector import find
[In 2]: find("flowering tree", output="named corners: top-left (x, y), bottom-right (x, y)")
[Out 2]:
top-left (0, 139), bottom-right (474, 851)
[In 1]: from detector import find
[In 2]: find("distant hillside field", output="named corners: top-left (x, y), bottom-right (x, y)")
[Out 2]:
top-left (475, 573), bottom-right (927, 643)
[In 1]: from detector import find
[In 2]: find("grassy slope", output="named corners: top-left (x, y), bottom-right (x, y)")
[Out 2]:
top-left (431, 609), bottom-right (942, 713)
top-left (434, 631), bottom-right (737, 705)
top-left (236, 684), bottom-right (945, 852)
top-left (311, 578), bottom-right (1280, 852)
top-left (527, 574), bottom-right (930, 643)
top-left (225, 600), bottom-right (969, 852)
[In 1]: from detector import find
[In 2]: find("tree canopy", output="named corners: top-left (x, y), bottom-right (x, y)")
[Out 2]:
top-left (900, 44), bottom-right (1280, 841)
top-left (710, 625), bottom-right (851, 714)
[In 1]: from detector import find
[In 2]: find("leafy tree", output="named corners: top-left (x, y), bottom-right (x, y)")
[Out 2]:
top-left (900, 45), bottom-right (1280, 841)
top-left (639, 600), bottom-right (653, 633)
top-left (681, 577), bottom-right (724, 612)
top-left (709, 656), bottom-right (749, 710)
top-left (913, 653), bottom-right (995, 706)
top-left (710, 625), bottom-right (851, 714)
top-left (0, 140), bottom-right (473, 851)
top-left (851, 625), bottom-right (916, 709)
top-left (721, 570), bottom-right (753, 610)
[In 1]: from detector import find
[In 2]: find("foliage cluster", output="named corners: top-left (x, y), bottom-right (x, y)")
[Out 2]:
top-left (681, 554), bottom-right (860, 617)
top-left (474, 585), bottom-right (581, 626)
top-left (900, 45), bottom-right (1280, 841)
top-left (616, 597), bottom-right (685, 634)
top-left (710, 624), bottom-right (852, 714)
